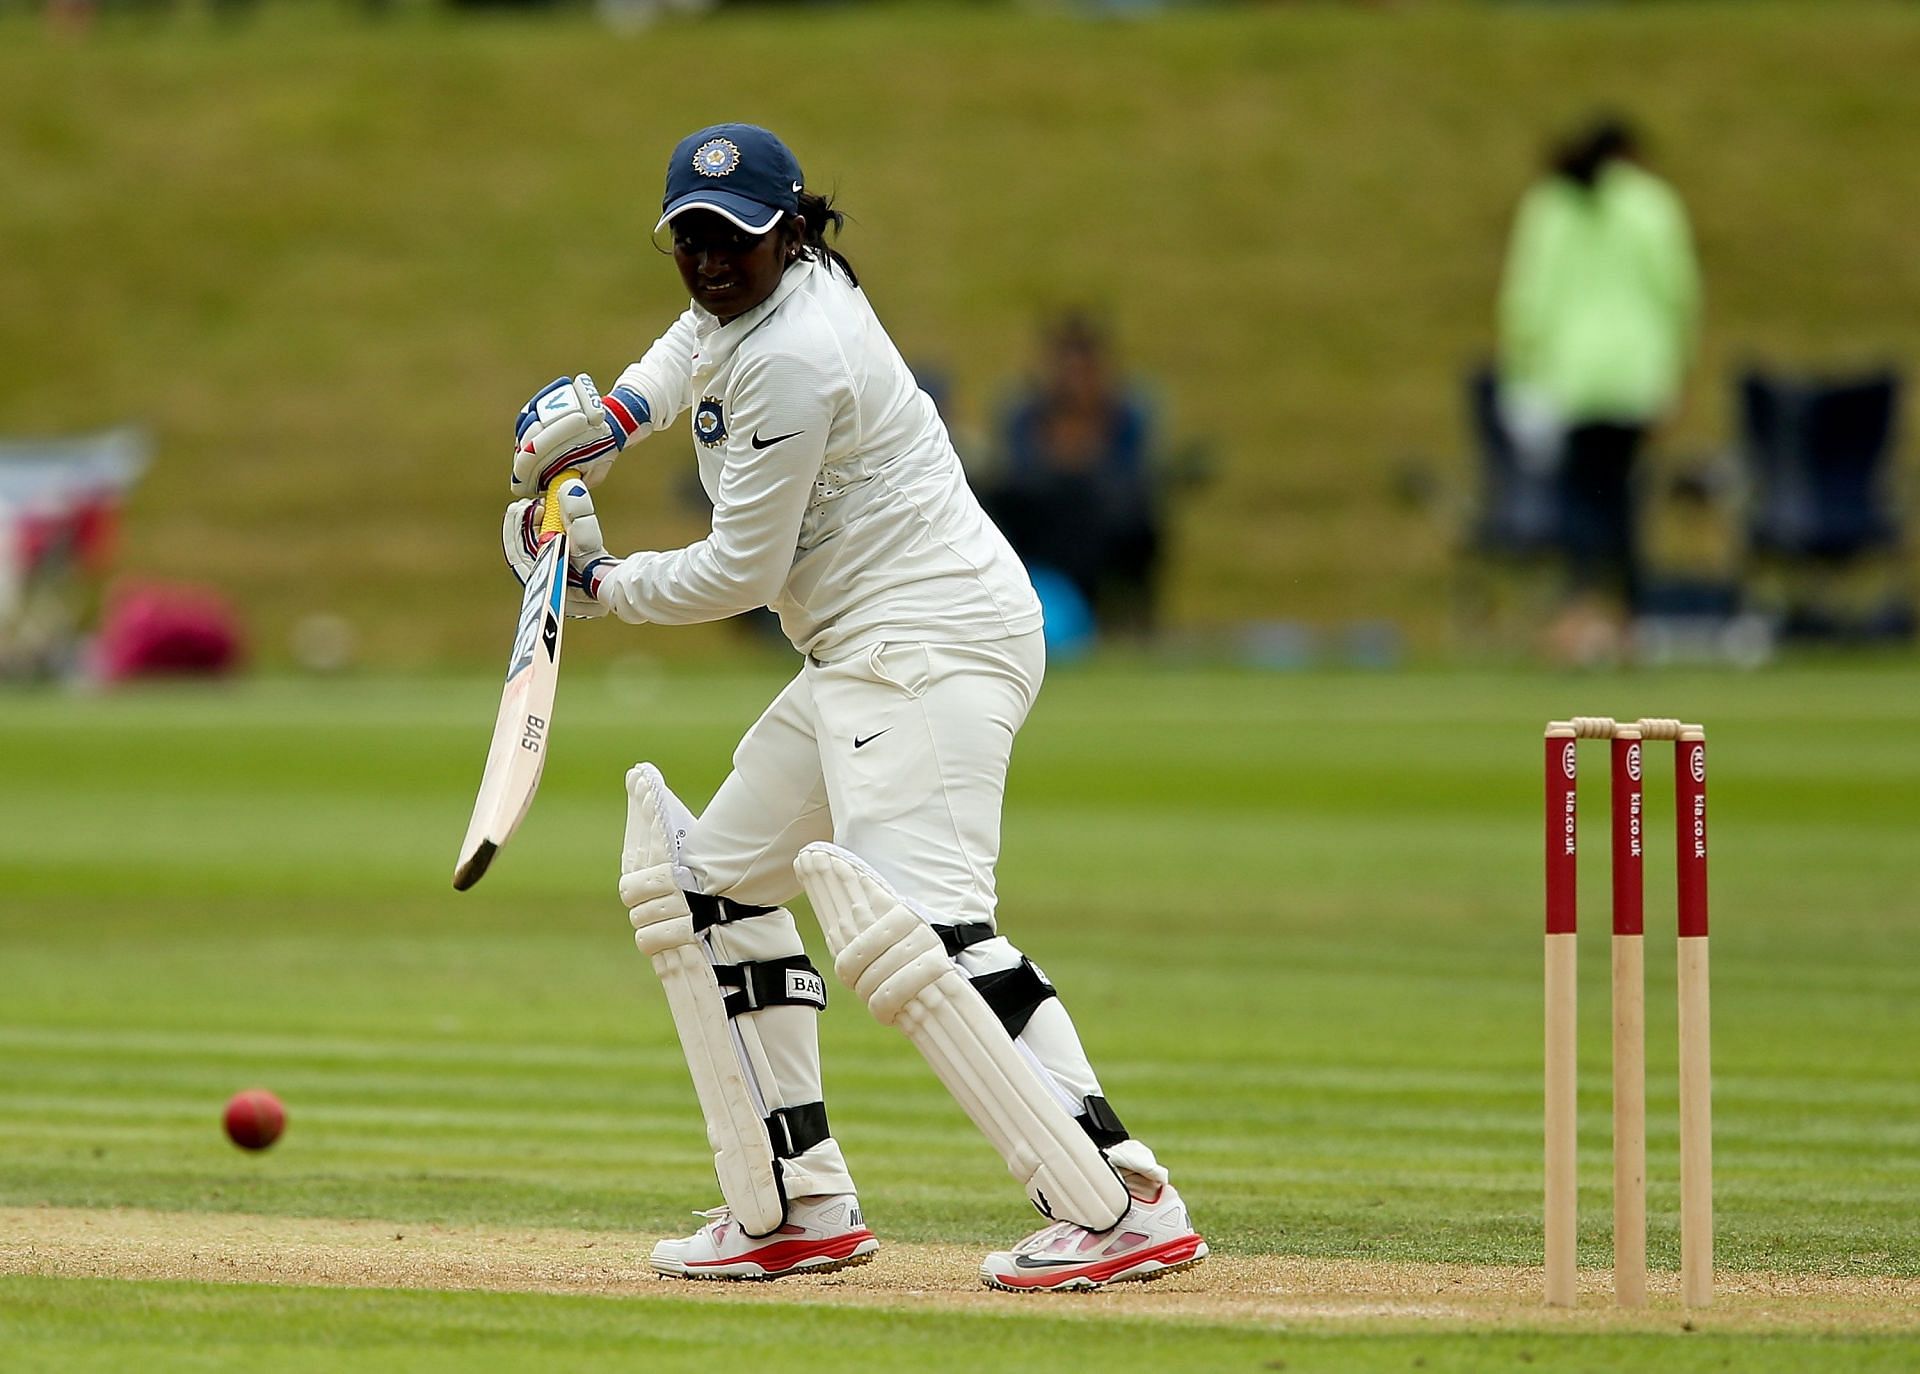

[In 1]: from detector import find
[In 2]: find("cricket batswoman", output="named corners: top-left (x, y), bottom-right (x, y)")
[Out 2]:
top-left (500, 124), bottom-right (1206, 1292)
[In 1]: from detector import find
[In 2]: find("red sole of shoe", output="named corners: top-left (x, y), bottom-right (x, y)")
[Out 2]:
top-left (660, 1231), bottom-right (880, 1281)
top-left (983, 1234), bottom-right (1208, 1293)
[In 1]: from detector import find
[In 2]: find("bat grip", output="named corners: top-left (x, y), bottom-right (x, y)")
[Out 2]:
top-left (540, 468), bottom-right (584, 540)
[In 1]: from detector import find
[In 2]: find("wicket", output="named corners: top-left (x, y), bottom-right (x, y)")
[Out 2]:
top-left (1543, 716), bottom-right (1712, 1309)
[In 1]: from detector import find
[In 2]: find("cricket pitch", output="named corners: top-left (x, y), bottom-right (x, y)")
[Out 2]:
top-left (3, 1206), bottom-right (1913, 1335)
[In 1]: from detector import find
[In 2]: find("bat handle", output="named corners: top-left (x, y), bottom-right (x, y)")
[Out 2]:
top-left (539, 468), bottom-right (585, 541)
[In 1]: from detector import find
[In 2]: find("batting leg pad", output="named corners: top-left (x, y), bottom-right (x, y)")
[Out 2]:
top-left (794, 841), bottom-right (1130, 1231)
top-left (622, 764), bottom-right (831, 1237)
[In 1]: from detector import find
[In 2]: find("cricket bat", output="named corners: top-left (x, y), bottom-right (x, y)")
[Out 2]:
top-left (452, 469), bottom-right (584, 891)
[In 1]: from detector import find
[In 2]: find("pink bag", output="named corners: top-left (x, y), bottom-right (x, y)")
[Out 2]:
top-left (94, 581), bottom-right (245, 682)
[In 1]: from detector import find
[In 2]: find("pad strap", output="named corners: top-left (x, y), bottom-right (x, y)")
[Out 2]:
top-left (1078, 1094), bottom-right (1131, 1150)
top-left (968, 957), bottom-right (1058, 1038)
top-left (934, 921), bottom-right (997, 957)
top-left (766, 1101), bottom-right (831, 1160)
top-left (684, 892), bottom-right (780, 931)
top-left (712, 955), bottom-right (829, 1018)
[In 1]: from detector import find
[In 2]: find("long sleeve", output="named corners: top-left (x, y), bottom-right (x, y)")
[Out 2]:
top-left (611, 309), bottom-right (700, 439)
top-left (1497, 183), bottom-right (1561, 390)
top-left (1643, 180), bottom-right (1701, 369)
top-left (597, 348), bottom-right (844, 625)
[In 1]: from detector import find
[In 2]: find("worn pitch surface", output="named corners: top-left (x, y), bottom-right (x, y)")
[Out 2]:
top-left (5, 1206), bottom-right (1916, 1335)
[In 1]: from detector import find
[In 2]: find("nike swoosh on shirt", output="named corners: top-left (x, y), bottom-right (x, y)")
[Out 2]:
top-left (751, 430), bottom-right (804, 450)
top-left (853, 730), bottom-right (890, 749)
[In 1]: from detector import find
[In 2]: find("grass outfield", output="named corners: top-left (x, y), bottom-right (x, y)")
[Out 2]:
top-left (3, 1277), bottom-right (1916, 1374)
top-left (1, 661), bottom-right (1916, 1367)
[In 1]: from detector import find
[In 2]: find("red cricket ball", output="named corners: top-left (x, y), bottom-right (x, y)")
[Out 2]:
top-left (223, 1089), bottom-right (286, 1151)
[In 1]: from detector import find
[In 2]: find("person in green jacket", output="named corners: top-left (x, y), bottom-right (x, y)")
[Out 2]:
top-left (1498, 116), bottom-right (1700, 633)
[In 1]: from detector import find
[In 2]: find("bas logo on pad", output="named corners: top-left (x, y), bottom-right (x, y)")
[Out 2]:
top-left (787, 968), bottom-right (827, 1008)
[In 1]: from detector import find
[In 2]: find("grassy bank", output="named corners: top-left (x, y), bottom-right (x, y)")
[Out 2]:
top-left (2, 3), bottom-right (1917, 663)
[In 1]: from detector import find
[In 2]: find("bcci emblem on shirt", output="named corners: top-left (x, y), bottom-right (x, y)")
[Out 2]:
top-left (694, 397), bottom-right (728, 447)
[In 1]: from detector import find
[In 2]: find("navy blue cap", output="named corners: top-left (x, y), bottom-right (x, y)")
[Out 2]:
top-left (658, 124), bottom-right (804, 236)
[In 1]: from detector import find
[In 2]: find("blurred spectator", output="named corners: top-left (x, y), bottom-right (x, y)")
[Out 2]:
top-left (1498, 114), bottom-right (1701, 649)
top-left (981, 311), bottom-right (1164, 637)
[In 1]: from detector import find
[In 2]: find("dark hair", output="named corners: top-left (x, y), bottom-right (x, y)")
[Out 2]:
top-left (1047, 308), bottom-right (1109, 358)
top-left (1553, 115), bottom-right (1640, 190)
top-left (794, 190), bottom-right (857, 286)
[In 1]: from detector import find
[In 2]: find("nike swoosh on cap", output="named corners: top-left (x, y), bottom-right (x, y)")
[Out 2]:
top-left (751, 430), bottom-right (804, 450)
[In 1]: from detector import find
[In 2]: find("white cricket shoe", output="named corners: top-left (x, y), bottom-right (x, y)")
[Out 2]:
top-left (980, 1178), bottom-right (1207, 1293)
top-left (648, 1193), bottom-right (878, 1281)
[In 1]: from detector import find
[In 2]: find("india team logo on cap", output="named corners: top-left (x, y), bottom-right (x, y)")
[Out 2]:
top-left (694, 397), bottom-right (727, 447)
top-left (693, 138), bottom-right (741, 179)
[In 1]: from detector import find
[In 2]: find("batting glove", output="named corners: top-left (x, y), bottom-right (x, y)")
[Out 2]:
top-left (510, 374), bottom-right (651, 498)
top-left (501, 479), bottom-right (617, 620)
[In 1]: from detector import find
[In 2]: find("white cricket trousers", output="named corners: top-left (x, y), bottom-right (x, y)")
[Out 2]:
top-left (675, 630), bottom-right (1109, 1200)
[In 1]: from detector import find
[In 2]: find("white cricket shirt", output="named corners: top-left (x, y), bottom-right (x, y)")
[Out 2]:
top-left (599, 259), bottom-right (1042, 661)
